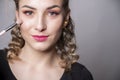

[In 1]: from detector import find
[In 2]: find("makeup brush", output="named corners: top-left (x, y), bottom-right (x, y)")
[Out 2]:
top-left (0, 23), bottom-right (17, 36)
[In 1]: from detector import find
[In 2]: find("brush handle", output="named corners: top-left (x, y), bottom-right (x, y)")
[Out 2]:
top-left (0, 30), bottom-right (6, 36)
top-left (6, 23), bottom-right (17, 32)
top-left (0, 23), bottom-right (17, 36)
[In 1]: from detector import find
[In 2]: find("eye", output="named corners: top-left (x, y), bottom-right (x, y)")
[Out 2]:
top-left (23, 11), bottom-right (33, 16)
top-left (48, 11), bottom-right (59, 16)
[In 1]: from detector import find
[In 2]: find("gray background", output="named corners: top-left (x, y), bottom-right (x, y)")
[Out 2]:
top-left (0, 0), bottom-right (120, 80)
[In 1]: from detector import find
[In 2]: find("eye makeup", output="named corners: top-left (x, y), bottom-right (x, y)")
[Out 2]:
top-left (48, 10), bottom-right (60, 16)
top-left (23, 10), bottom-right (34, 16)
top-left (47, 8), bottom-right (61, 17)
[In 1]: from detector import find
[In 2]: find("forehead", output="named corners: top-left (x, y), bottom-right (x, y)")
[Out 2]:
top-left (19, 0), bottom-right (63, 8)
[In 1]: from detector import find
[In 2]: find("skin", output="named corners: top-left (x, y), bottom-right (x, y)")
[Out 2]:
top-left (9, 0), bottom-right (69, 80)
top-left (18, 0), bottom-right (63, 52)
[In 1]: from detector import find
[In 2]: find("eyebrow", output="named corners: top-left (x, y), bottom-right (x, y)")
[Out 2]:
top-left (22, 5), bottom-right (36, 10)
top-left (21, 5), bottom-right (61, 10)
top-left (47, 5), bottom-right (61, 9)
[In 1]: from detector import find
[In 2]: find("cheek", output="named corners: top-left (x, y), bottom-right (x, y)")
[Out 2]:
top-left (48, 22), bottom-right (63, 36)
top-left (48, 22), bottom-right (63, 41)
top-left (20, 17), bottom-right (34, 32)
top-left (20, 20), bottom-right (32, 36)
top-left (47, 17), bottom-right (63, 32)
top-left (21, 18), bottom-right (32, 27)
top-left (19, 12), bottom-right (35, 29)
top-left (20, 23), bottom-right (29, 32)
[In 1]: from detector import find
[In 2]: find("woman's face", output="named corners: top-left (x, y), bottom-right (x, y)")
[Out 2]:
top-left (16, 0), bottom-right (65, 51)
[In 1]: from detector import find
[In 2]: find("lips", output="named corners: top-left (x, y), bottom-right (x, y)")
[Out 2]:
top-left (32, 35), bottom-right (48, 42)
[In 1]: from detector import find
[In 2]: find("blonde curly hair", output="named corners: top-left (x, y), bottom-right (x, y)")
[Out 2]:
top-left (7, 0), bottom-right (79, 71)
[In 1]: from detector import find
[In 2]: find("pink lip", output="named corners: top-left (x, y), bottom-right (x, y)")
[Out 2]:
top-left (32, 35), bottom-right (48, 42)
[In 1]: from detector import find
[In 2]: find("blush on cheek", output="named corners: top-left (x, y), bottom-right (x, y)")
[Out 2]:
top-left (20, 23), bottom-right (29, 31)
top-left (20, 20), bottom-right (32, 28)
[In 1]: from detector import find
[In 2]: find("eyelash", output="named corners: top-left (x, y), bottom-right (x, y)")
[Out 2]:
top-left (48, 11), bottom-right (60, 16)
top-left (23, 11), bottom-right (33, 16)
top-left (23, 10), bottom-right (60, 17)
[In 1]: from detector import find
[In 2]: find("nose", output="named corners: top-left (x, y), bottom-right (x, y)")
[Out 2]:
top-left (35, 15), bottom-right (46, 32)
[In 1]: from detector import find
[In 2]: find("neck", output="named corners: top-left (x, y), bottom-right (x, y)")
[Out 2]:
top-left (19, 46), bottom-right (59, 67)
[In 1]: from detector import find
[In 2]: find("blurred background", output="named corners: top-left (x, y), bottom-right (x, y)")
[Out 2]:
top-left (0, 0), bottom-right (120, 80)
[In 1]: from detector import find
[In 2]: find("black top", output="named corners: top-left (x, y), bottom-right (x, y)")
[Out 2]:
top-left (0, 49), bottom-right (93, 80)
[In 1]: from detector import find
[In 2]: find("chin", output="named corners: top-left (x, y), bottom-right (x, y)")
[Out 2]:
top-left (32, 44), bottom-right (55, 52)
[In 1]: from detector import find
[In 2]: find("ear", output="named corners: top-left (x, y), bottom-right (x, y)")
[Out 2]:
top-left (15, 11), bottom-right (22, 24)
top-left (66, 12), bottom-right (70, 21)
top-left (63, 11), bottom-right (70, 27)
top-left (64, 10), bottom-right (70, 21)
